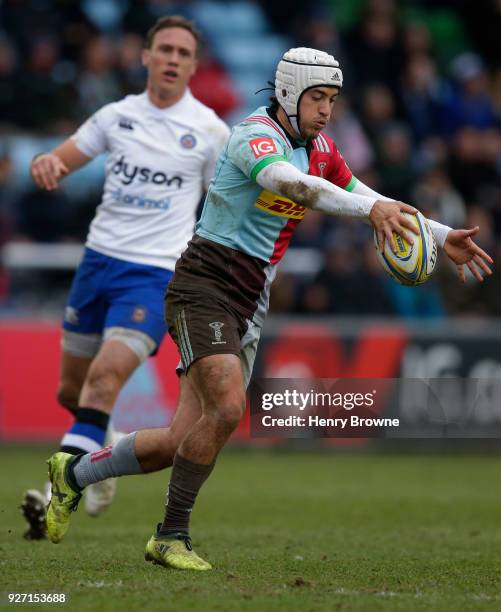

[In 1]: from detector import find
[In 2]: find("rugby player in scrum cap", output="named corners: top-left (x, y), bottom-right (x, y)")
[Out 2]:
top-left (45, 48), bottom-right (492, 569)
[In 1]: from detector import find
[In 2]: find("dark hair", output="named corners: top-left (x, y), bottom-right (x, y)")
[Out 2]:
top-left (269, 95), bottom-right (280, 111)
top-left (144, 15), bottom-right (202, 56)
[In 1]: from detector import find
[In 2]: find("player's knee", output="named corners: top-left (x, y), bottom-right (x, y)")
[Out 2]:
top-left (214, 395), bottom-right (246, 431)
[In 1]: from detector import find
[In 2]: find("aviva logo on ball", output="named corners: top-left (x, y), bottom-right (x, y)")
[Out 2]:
top-left (374, 211), bottom-right (438, 285)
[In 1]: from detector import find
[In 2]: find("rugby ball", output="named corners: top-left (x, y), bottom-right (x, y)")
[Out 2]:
top-left (374, 211), bottom-right (437, 285)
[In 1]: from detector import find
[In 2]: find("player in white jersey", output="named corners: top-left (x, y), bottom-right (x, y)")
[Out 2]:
top-left (20, 16), bottom-right (229, 539)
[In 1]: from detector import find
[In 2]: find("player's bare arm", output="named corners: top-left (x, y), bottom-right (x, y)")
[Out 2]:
top-left (30, 139), bottom-right (91, 191)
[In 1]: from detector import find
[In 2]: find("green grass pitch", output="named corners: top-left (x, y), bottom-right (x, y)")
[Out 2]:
top-left (2, 445), bottom-right (501, 611)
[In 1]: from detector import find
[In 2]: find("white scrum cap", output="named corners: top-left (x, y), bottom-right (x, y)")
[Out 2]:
top-left (275, 47), bottom-right (343, 133)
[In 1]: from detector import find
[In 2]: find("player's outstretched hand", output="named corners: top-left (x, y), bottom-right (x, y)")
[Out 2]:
top-left (31, 153), bottom-right (69, 191)
top-left (370, 200), bottom-right (419, 253)
top-left (444, 226), bottom-right (493, 283)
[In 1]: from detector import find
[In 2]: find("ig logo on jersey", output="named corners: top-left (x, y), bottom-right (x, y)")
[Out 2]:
top-left (249, 137), bottom-right (277, 158)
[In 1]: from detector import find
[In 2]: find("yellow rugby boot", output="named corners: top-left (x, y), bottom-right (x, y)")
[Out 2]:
top-left (46, 452), bottom-right (82, 544)
top-left (145, 527), bottom-right (212, 571)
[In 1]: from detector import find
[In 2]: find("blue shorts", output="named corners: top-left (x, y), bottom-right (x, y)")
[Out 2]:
top-left (63, 248), bottom-right (173, 350)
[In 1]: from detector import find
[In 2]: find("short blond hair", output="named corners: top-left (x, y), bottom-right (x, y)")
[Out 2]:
top-left (145, 15), bottom-right (202, 56)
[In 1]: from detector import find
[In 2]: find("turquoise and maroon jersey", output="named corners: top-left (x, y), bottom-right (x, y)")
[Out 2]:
top-left (174, 107), bottom-right (354, 326)
top-left (196, 106), bottom-right (353, 264)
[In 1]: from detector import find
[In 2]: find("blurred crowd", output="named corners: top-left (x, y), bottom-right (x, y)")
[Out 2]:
top-left (0, 0), bottom-right (500, 318)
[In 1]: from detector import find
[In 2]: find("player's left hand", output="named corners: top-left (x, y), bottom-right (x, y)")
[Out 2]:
top-left (443, 226), bottom-right (493, 283)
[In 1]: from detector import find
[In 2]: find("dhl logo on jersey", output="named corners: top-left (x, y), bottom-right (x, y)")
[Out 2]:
top-left (255, 190), bottom-right (307, 220)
